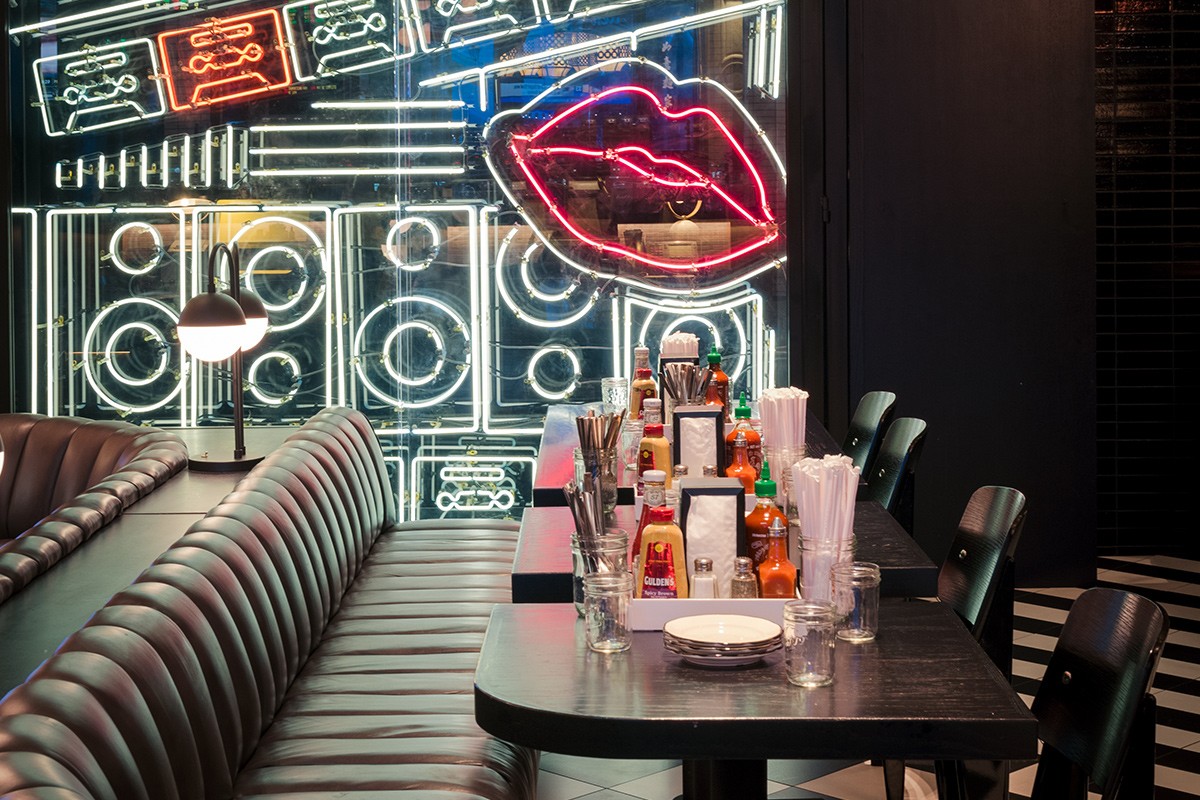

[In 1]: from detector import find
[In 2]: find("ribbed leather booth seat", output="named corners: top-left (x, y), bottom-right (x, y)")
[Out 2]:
top-left (0, 413), bottom-right (188, 604)
top-left (0, 407), bottom-right (537, 799)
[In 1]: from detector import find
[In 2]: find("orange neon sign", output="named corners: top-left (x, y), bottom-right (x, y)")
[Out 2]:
top-left (157, 10), bottom-right (292, 111)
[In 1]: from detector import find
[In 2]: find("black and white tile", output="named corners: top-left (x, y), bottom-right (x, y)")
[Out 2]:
top-left (535, 554), bottom-right (1200, 798)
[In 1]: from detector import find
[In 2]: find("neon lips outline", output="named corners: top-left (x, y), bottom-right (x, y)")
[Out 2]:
top-left (505, 84), bottom-right (779, 271)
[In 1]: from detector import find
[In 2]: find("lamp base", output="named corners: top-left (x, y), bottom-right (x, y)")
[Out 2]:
top-left (187, 451), bottom-right (266, 473)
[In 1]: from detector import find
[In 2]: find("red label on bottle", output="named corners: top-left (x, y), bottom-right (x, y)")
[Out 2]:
top-left (641, 541), bottom-right (679, 598)
top-left (638, 445), bottom-right (657, 475)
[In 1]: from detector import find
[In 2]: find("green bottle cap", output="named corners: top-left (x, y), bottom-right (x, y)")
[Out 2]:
top-left (707, 345), bottom-right (722, 366)
top-left (754, 460), bottom-right (777, 497)
top-left (734, 391), bottom-right (751, 419)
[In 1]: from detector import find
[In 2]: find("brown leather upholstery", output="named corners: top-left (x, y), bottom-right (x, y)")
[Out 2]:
top-left (0, 407), bottom-right (538, 799)
top-left (0, 414), bottom-right (188, 604)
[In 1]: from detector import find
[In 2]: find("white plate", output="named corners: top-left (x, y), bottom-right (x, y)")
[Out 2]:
top-left (663, 614), bottom-right (782, 646)
top-left (676, 651), bottom-right (769, 668)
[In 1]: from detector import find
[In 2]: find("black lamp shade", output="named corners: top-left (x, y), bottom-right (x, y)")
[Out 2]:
top-left (178, 291), bottom-right (247, 362)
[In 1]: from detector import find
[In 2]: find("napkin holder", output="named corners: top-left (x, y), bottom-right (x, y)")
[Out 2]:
top-left (679, 477), bottom-right (744, 596)
top-left (672, 404), bottom-right (725, 476)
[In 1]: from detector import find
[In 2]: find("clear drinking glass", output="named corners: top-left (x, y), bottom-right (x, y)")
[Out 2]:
top-left (581, 446), bottom-right (619, 514)
top-left (797, 535), bottom-right (855, 602)
top-left (621, 418), bottom-right (644, 472)
top-left (571, 528), bottom-right (629, 616)
top-left (832, 561), bottom-right (881, 642)
top-left (584, 571), bottom-right (635, 653)
top-left (783, 599), bottom-right (837, 687)
top-left (601, 376), bottom-right (630, 416)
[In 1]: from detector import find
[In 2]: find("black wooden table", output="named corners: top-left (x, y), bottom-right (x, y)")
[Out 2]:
top-left (475, 602), bottom-right (1037, 800)
top-left (511, 499), bottom-right (938, 603)
top-left (532, 404), bottom-right (842, 507)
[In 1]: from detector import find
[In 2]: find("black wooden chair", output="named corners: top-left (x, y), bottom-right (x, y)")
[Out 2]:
top-left (931, 588), bottom-right (1168, 800)
top-left (859, 417), bottom-right (926, 533)
top-left (842, 390), bottom-right (897, 474)
top-left (1029, 587), bottom-right (1168, 800)
top-left (883, 486), bottom-right (1027, 799)
top-left (937, 485), bottom-right (1028, 680)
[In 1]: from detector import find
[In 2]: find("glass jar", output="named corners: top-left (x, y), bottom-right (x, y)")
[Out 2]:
top-left (571, 528), bottom-right (629, 617)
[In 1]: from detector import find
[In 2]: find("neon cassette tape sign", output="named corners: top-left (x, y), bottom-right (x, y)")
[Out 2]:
top-left (34, 40), bottom-right (166, 137)
top-left (486, 60), bottom-right (785, 293)
top-left (157, 10), bottom-right (293, 110)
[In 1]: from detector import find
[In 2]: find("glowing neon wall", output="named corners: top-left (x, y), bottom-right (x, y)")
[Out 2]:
top-left (5, 0), bottom-right (790, 519)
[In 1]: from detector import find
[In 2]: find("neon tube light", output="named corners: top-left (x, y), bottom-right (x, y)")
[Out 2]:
top-left (250, 146), bottom-right (464, 155)
top-left (248, 167), bottom-right (465, 176)
top-left (421, 0), bottom-right (785, 99)
top-left (311, 100), bottom-right (465, 109)
top-left (249, 122), bottom-right (466, 132)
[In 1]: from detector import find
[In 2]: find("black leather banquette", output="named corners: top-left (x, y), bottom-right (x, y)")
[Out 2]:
top-left (0, 406), bottom-right (537, 799)
top-left (0, 414), bottom-right (188, 604)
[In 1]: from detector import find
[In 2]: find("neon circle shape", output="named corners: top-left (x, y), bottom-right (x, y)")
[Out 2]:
top-left (247, 350), bottom-right (301, 406)
top-left (105, 322), bottom-right (170, 386)
top-left (494, 229), bottom-right (599, 329)
top-left (382, 321), bottom-right (445, 387)
top-left (352, 296), bottom-right (471, 409)
top-left (382, 217), bottom-right (441, 272)
top-left (230, 216), bottom-right (326, 333)
top-left (109, 222), bottom-right (164, 276)
top-left (526, 345), bottom-right (580, 401)
top-left (81, 297), bottom-right (184, 414)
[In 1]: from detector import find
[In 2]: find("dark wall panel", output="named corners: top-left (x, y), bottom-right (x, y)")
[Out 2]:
top-left (847, 2), bottom-right (1096, 585)
top-left (1096, 1), bottom-right (1199, 556)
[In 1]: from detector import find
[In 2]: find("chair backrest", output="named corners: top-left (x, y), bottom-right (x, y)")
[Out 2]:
top-left (841, 391), bottom-right (897, 474)
top-left (1031, 588), bottom-right (1168, 800)
top-left (859, 417), bottom-right (927, 514)
top-left (937, 486), bottom-right (1027, 633)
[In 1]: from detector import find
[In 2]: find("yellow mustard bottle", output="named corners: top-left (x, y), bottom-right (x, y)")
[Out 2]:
top-left (637, 421), bottom-right (673, 489)
top-left (637, 506), bottom-right (689, 599)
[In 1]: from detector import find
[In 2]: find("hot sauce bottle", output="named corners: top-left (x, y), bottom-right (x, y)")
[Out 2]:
top-left (704, 346), bottom-right (731, 421)
top-left (757, 517), bottom-right (797, 598)
top-left (637, 506), bottom-right (689, 599)
top-left (629, 346), bottom-right (658, 419)
top-left (725, 392), bottom-right (763, 477)
top-left (725, 431), bottom-right (756, 495)
top-left (744, 460), bottom-right (787, 569)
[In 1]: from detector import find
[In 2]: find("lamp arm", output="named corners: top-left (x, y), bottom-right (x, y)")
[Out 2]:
top-left (206, 241), bottom-right (247, 460)
top-left (206, 242), bottom-right (236, 296)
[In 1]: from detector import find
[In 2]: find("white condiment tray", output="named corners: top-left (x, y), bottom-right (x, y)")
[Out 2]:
top-left (629, 598), bottom-right (790, 630)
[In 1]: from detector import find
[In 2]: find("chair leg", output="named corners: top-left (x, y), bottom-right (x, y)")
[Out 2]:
top-left (1115, 692), bottom-right (1157, 800)
top-left (883, 759), bottom-right (905, 800)
top-left (937, 760), bottom-right (1009, 800)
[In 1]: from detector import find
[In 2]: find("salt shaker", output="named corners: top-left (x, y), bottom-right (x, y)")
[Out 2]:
top-left (691, 557), bottom-right (718, 598)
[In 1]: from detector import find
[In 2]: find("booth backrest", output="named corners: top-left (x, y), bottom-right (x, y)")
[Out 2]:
top-left (0, 408), bottom-right (403, 798)
top-left (0, 414), bottom-right (188, 603)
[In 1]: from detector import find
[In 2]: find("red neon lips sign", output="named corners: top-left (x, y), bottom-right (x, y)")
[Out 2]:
top-left (496, 83), bottom-right (781, 271)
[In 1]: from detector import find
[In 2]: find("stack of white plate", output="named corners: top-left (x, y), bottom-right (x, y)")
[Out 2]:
top-left (663, 614), bottom-right (783, 667)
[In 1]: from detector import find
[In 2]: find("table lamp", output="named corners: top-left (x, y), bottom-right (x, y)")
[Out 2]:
top-left (178, 242), bottom-right (269, 472)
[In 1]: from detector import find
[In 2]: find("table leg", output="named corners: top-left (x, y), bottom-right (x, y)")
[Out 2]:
top-left (679, 759), bottom-right (768, 800)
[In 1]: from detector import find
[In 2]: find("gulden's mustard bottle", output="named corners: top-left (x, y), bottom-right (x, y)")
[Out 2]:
top-left (637, 421), bottom-right (672, 488)
top-left (637, 506), bottom-right (689, 599)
